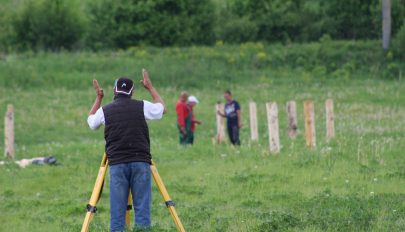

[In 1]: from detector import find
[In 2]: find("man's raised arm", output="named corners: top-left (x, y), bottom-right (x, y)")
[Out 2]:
top-left (89, 79), bottom-right (104, 115)
top-left (141, 69), bottom-right (167, 113)
top-left (87, 79), bottom-right (105, 130)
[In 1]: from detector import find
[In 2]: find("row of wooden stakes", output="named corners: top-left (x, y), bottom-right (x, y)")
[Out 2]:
top-left (4, 100), bottom-right (334, 158)
top-left (215, 99), bottom-right (335, 153)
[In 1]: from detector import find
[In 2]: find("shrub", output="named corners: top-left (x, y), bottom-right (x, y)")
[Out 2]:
top-left (3, 0), bottom-right (405, 50)
top-left (216, 1), bottom-right (257, 43)
top-left (393, 22), bottom-right (405, 60)
top-left (219, 17), bottom-right (258, 43)
top-left (12, 0), bottom-right (84, 51)
top-left (86, 0), bottom-right (215, 49)
top-left (0, 5), bottom-right (15, 52)
top-left (218, 0), bottom-right (405, 43)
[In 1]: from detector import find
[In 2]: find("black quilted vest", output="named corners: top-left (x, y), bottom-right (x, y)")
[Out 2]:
top-left (102, 95), bottom-right (151, 165)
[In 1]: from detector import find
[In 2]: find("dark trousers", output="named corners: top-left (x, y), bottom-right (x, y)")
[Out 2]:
top-left (178, 113), bottom-right (193, 145)
top-left (227, 125), bottom-right (240, 145)
top-left (178, 125), bottom-right (194, 145)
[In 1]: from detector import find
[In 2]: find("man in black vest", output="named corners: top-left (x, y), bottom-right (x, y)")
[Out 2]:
top-left (87, 69), bottom-right (166, 231)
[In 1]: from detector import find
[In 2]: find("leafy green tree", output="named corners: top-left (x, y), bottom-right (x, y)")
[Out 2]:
top-left (12, 0), bottom-right (84, 50)
top-left (393, 22), bottom-right (405, 59)
top-left (86, 0), bottom-right (215, 49)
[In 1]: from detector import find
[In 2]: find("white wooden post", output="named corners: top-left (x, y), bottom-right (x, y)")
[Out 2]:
top-left (5, 104), bottom-right (15, 158)
top-left (249, 101), bottom-right (258, 141)
top-left (216, 103), bottom-right (225, 144)
top-left (266, 102), bottom-right (280, 153)
top-left (304, 100), bottom-right (316, 148)
top-left (286, 101), bottom-right (298, 139)
top-left (325, 99), bottom-right (335, 140)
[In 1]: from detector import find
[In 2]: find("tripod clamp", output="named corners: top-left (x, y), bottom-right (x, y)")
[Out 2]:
top-left (165, 200), bottom-right (175, 207)
top-left (86, 204), bottom-right (97, 213)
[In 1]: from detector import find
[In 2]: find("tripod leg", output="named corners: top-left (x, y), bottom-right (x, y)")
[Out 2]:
top-left (125, 191), bottom-right (132, 228)
top-left (81, 154), bottom-right (109, 232)
top-left (150, 160), bottom-right (186, 232)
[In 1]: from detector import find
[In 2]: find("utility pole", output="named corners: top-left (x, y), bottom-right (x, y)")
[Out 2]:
top-left (382, 0), bottom-right (391, 50)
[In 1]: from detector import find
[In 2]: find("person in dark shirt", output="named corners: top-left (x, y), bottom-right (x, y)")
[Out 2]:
top-left (217, 90), bottom-right (241, 145)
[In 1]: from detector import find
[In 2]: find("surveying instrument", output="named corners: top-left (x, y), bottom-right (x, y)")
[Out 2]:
top-left (81, 153), bottom-right (186, 232)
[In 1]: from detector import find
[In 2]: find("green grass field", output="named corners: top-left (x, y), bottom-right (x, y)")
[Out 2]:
top-left (1, 44), bottom-right (405, 231)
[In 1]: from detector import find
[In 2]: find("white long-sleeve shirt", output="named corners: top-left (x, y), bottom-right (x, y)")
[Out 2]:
top-left (87, 100), bottom-right (164, 130)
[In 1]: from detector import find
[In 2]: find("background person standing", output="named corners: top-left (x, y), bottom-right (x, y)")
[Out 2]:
top-left (175, 91), bottom-right (189, 144)
top-left (217, 90), bottom-right (241, 145)
top-left (185, 95), bottom-right (202, 144)
top-left (87, 69), bottom-right (165, 231)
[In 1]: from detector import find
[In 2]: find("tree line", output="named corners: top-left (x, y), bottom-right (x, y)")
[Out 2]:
top-left (0, 0), bottom-right (404, 52)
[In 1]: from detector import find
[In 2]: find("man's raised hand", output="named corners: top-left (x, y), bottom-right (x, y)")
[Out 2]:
top-left (141, 68), bottom-right (153, 90)
top-left (88, 79), bottom-right (104, 116)
top-left (140, 68), bottom-right (166, 113)
top-left (93, 79), bottom-right (104, 98)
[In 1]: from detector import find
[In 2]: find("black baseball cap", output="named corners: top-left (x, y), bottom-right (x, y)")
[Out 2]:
top-left (114, 77), bottom-right (134, 95)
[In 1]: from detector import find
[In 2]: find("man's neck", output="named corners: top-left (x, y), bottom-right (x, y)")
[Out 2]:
top-left (114, 94), bottom-right (131, 100)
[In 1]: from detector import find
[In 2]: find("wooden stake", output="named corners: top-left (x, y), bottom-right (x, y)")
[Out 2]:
top-left (286, 101), bottom-right (298, 139)
top-left (266, 102), bottom-right (280, 153)
top-left (5, 104), bottom-right (15, 158)
top-left (249, 101), bottom-right (258, 141)
top-left (304, 101), bottom-right (316, 148)
top-left (325, 99), bottom-right (335, 140)
top-left (215, 103), bottom-right (225, 144)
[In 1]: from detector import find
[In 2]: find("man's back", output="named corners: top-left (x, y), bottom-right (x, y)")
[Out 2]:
top-left (103, 95), bottom-right (150, 165)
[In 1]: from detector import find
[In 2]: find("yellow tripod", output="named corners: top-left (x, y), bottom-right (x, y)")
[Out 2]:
top-left (81, 153), bottom-right (186, 232)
